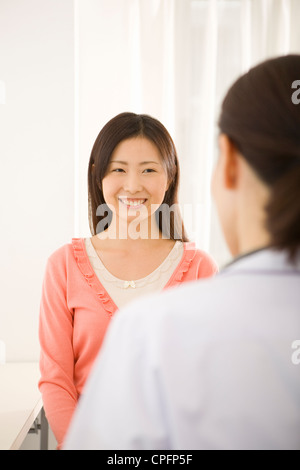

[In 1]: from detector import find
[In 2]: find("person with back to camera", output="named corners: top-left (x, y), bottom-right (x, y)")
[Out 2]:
top-left (64, 55), bottom-right (300, 450)
top-left (38, 113), bottom-right (218, 448)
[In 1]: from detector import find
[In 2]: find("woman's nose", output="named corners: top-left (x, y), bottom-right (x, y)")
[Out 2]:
top-left (123, 173), bottom-right (143, 193)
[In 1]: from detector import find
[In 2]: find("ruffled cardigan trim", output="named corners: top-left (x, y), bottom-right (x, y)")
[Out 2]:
top-left (71, 238), bottom-right (197, 316)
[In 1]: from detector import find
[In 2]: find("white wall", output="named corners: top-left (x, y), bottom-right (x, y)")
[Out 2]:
top-left (0, 0), bottom-right (74, 361)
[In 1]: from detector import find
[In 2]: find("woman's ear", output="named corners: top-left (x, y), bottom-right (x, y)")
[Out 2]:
top-left (219, 134), bottom-right (239, 189)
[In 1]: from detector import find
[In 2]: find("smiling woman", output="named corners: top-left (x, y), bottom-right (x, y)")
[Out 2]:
top-left (88, 112), bottom-right (186, 241)
top-left (101, 136), bottom-right (170, 238)
top-left (38, 112), bottom-right (218, 448)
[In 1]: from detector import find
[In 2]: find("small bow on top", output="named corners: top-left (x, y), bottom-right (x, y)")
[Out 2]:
top-left (123, 280), bottom-right (136, 289)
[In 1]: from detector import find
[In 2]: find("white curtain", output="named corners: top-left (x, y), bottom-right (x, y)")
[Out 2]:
top-left (76, 0), bottom-right (300, 266)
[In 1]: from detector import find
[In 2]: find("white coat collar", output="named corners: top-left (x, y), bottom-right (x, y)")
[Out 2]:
top-left (220, 247), bottom-right (300, 276)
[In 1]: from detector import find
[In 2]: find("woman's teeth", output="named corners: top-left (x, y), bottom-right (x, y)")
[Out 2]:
top-left (119, 199), bottom-right (146, 207)
top-left (119, 198), bottom-right (147, 207)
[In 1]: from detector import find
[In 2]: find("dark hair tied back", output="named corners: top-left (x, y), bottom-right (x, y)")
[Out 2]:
top-left (219, 54), bottom-right (300, 262)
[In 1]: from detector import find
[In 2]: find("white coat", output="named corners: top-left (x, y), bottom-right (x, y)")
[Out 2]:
top-left (64, 248), bottom-right (300, 450)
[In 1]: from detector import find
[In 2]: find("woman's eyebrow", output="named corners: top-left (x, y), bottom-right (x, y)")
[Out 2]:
top-left (110, 160), bottom-right (160, 165)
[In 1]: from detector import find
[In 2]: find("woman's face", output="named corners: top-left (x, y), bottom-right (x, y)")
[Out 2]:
top-left (102, 136), bottom-right (169, 230)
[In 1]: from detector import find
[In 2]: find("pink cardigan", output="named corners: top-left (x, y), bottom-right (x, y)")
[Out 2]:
top-left (38, 238), bottom-right (218, 447)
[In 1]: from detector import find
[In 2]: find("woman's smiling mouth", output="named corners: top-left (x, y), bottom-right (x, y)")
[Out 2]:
top-left (118, 197), bottom-right (147, 208)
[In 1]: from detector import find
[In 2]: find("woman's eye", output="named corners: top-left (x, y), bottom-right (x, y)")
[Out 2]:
top-left (112, 168), bottom-right (125, 173)
top-left (143, 169), bottom-right (156, 173)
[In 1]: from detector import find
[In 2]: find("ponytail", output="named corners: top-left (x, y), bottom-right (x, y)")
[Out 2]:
top-left (265, 164), bottom-right (300, 263)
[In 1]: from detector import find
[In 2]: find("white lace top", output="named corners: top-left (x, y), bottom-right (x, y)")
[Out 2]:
top-left (84, 238), bottom-right (184, 309)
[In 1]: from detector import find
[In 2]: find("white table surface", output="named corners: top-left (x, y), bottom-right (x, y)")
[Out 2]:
top-left (0, 362), bottom-right (42, 450)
